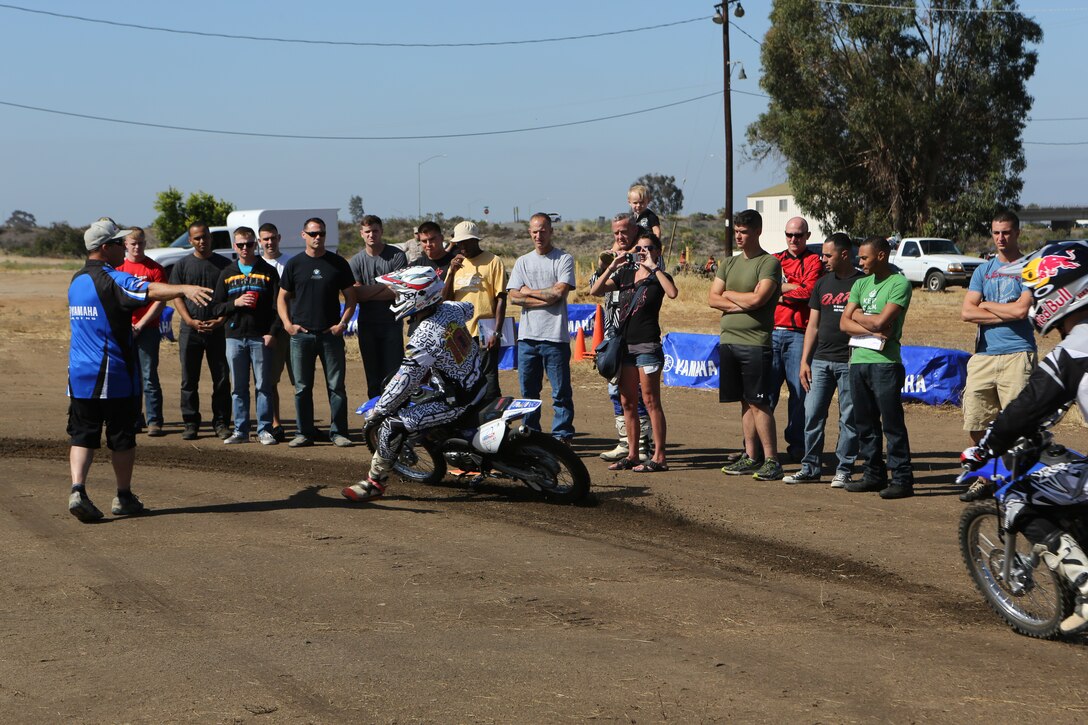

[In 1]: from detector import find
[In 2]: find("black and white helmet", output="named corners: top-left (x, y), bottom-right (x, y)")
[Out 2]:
top-left (378, 266), bottom-right (445, 321)
top-left (1003, 240), bottom-right (1088, 335)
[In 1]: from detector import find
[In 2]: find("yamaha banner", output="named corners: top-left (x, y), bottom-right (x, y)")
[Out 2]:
top-left (662, 333), bottom-right (720, 390)
top-left (567, 303), bottom-right (598, 339)
top-left (159, 306), bottom-right (175, 342)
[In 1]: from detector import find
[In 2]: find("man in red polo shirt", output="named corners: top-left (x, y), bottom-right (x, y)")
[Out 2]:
top-left (771, 217), bottom-right (825, 461)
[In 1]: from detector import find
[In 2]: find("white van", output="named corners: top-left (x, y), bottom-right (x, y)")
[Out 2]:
top-left (145, 208), bottom-right (340, 276)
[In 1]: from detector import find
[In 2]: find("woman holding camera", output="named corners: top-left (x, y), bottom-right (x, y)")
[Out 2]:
top-left (589, 230), bottom-right (677, 472)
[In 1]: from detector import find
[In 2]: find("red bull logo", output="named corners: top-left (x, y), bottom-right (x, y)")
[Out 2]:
top-left (1023, 250), bottom-right (1080, 286)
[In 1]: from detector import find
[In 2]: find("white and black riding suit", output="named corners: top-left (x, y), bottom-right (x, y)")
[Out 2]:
top-left (979, 323), bottom-right (1088, 543)
top-left (370, 301), bottom-right (484, 463)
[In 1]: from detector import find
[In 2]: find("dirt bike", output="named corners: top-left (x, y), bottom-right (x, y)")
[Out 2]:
top-left (361, 392), bottom-right (590, 504)
top-left (957, 405), bottom-right (1087, 639)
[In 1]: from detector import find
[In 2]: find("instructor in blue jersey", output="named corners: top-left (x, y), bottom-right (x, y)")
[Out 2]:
top-left (67, 218), bottom-right (213, 522)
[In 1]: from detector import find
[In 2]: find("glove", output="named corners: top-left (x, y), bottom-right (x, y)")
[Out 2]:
top-left (363, 413), bottom-right (386, 440)
top-left (959, 445), bottom-right (992, 472)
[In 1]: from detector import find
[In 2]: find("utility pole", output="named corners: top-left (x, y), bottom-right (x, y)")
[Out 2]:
top-left (714, 1), bottom-right (744, 256)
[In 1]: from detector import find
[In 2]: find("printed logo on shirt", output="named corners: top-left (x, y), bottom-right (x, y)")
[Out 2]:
top-left (443, 322), bottom-right (474, 364)
top-left (70, 305), bottom-right (98, 320)
top-left (820, 291), bottom-right (851, 310)
top-left (311, 269), bottom-right (324, 279)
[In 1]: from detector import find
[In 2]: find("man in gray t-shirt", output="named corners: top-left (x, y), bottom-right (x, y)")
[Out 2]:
top-left (507, 213), bottom-right (577, 441)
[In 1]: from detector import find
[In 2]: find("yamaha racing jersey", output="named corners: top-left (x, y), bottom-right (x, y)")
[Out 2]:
top-left (374, 302), bottom-right (483, 418)
top-left (68, 260), bottom-right (150, 399)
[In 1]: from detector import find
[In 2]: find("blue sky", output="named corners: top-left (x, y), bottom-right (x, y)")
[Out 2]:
top-left (1, 0), bottom-right (1085, 228)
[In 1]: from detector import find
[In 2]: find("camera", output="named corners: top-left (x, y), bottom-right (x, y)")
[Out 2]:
top-left (624, 253), bottom-right (636, 265)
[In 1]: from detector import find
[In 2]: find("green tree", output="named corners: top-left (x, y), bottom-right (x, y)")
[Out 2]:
top-left (348, 194), bottom-right (365, 224)
top-left (5, 210), bottom-right (36, 228)
top-left (632, 174), bottom-right (684, 217)
top-left (747, 0), bottom-right (1041, 237)
top-left (151, 187), bottom-right (235, 244)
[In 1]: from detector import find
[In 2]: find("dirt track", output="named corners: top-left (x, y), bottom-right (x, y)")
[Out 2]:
top-left (3, 269), bottom-right (1088, 723)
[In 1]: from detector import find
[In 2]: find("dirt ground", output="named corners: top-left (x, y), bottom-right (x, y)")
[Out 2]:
top-left (3, 266), bottom-right (1088, 724)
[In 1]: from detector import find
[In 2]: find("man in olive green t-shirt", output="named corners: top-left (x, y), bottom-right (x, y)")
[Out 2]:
top-left (840, 236), bottom-right (914, 499)
top-left (708, 209), bottom-right (783, 481)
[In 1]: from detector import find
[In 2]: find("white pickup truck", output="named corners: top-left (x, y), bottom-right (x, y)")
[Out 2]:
top-left (890, 237), bottom-right (983, 292)
top-left (145, 208), bottom-right (340, 277)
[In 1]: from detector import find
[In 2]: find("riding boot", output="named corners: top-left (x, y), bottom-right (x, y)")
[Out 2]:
top-left (1038, 533), bottom-right (1088, 635)
top-left (600, 415), bottom-right (630, 461)
top-left (638, 416), bottom-right (653, 462)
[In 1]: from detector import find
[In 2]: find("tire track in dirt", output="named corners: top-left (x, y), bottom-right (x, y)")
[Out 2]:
top-left (3, 436), bottom-right (988, 635)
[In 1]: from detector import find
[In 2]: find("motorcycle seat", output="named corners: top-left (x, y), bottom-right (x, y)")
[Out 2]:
top-left (476, 396), bottom-right (513, 425)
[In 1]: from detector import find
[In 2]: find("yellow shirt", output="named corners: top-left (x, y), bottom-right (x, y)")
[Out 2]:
top-left (450, 250), bottom-right (507, 337)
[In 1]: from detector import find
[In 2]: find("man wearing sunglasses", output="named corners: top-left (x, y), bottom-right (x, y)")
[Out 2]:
top-left (170, 221), bottom-right (232, 441)
top-left (210, 227), bottom-right (281, 445)
top-left (278, 218), bottom-right (357, 448)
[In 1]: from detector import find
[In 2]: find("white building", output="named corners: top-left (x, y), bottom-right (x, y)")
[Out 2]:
top-left (745, 182), bottom-right (833, 254)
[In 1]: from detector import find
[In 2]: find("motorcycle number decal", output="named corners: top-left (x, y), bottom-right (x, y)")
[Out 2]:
top-left (473, 419), bottom-right (506, 453)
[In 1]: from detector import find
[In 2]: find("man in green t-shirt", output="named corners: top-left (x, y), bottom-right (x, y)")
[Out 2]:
top-left (839, 236), bottom-right (914, 499)
top-left (708, 209), bottom-right (783, 481)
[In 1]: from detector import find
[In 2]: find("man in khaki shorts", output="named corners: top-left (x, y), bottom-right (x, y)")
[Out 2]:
top-left (960, 210), bottom-right (1036, 445)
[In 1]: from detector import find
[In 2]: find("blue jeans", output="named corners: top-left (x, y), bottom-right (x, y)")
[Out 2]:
top-left (770, 328), bottom-right (807, 456)
top-left (849, 363), bottom-right (913, 486)
top-left (517, 339), bottom-right (575, 440)
top-left (226, 337), bottom-right (273, 435)
top-left (133, 325), bottom-right (162, 426)
top-left (800, 359), bottom-right (857, 476)
top-left (290, 331), bottom-right (349, 438)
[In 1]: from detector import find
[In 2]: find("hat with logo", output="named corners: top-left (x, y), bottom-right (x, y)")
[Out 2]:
top-left (84, 217), bottom-right (133, 251)
top-left (450, 220), bottom-right (481, 244)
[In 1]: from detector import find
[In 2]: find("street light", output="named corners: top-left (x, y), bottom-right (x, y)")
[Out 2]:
top-left (417, 154), bottom-right (446, 220)
top-left (713, 0), bottom-right (746, 255)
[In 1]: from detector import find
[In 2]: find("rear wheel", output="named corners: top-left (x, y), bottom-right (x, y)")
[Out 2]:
top-left (365, 426), bottom-right (446, 485)
top-left (504, 432), bottom-right (590, 504)
top-left (959, 502), bottom-right (1073, 638)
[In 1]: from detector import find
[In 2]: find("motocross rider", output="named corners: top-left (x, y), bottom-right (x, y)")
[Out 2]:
top-left (342, 266), bottom-right (484, 503)
top-left (960, 240), bottom-right (1088, 635)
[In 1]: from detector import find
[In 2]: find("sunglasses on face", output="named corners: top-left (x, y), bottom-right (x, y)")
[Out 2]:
top-left (633, 245), bottom-right (656, 252)
top-left (304, 230), bottom-right (326, 238)
top-left (785, 232), bottom-right (807, 239)
top-left (236, 241), bottom-right (256, 249)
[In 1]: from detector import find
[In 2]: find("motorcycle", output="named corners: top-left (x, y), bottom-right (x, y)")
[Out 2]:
top-left (957, 405), bottom-right (1088, 639)
top-left (360, 391), bottom-right (590, 504)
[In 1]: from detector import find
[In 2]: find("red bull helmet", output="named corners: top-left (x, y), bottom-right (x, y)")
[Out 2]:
top-left (1002, 240), bottom-right (1088, 335)
top-left (378, 266), bottom-right (445, 321)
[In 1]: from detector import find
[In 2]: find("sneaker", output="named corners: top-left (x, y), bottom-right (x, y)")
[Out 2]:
top-left (257, 431), bottom-right (278, 446)
top-left (270, 425), bottom-right (287, 443)
top-left (879, 483), bottom-right (914, 500)
top-left (783, 469), bottom-right (821, 485)
top-left (330, 434), bottom-right (354, 448)
top-left (830, 471), bottom-right (852, 489)
top-left (341, 477), bottom-right (386, 502)
top-left (223, 432), bottom-right (249, 445)
top-left (752, 458), bottom-right (784, 481)
top-left (182, 423), bottom-right (199, 441)
top-left (845, 478), bottom-right (886, 493)
top-left (214, 423), bottom-right (232, 440)
top-left (959, 479), bottom-right (995, 503)
top-left (146, 424), bottom-right (165, 437)
top-left (722, 455), bottom-right (763, 475)
top-left (68, 491), bottom-right (104, 522)
top-left (111, 493), bottom-right (146, 516)
top-left (288, 435), bottom-right (314, 448)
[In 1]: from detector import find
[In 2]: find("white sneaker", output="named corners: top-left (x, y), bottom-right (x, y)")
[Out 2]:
top-left (257, 431), bottom-right (278, 446)
top-left (831, 472), bottom-right (852, 489)
top-left (223, 432), bottom-right (249, 445)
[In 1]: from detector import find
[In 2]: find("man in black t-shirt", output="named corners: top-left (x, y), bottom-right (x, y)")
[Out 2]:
top-left (784, 233), bottom-right (864, 487)
top-left (170, 221), bottom-right (232, 440)
top-left (408, 221), bottom-right (456, 279)
top-left (278, 217), bottom-right (357, 448)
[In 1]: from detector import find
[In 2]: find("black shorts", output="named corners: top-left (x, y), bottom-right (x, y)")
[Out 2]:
top-left (718, 343), bottom-right (773, 405)
top-left (67, 397), bottom-right (139, 451)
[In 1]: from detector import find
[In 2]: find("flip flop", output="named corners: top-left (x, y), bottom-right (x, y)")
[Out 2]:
top-left (608, 458), bottom-right (640, 471)
top-left (632, 460), bottom-right (669, 473)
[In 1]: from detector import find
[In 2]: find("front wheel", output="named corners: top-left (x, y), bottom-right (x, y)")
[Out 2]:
top-left (924, 270), bottom-right (947, 292)
top-left (365, 425), bottom-right (447, 485)
top-left (959, 502), bottom-right (1073, 639)
top-left (504, 432), bottom-right (590, 504)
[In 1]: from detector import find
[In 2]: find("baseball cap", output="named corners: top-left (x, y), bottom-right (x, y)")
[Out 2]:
top-left (84, 217), bottom-right (133, 251)
top-left (450, 221), bottom-right (481, 244)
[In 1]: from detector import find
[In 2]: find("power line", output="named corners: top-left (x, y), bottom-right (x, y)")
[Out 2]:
top-left (1024, 140), bottom-right (1088, 145)
top-left (0, 3), bottom-right (706, 47)
top-left (0, 92), bottom-right (729, 141)
top-left (816, 0), bottom-right (1085, 12)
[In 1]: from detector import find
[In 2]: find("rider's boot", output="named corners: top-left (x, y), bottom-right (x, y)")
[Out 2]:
top-left (638, 416), bottom-right (653, 462)
top-left (600, 416), bottom-right (630, 462)
top-left (1038, 533), bottom-right (1088, 635)
top-left (342, 454), bottom-right (393, 502)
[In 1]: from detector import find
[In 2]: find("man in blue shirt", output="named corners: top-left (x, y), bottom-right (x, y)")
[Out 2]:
top-left (960, 210), bottom-right (1037, 449)
top-left (68, 218), bottom-right (212, 522)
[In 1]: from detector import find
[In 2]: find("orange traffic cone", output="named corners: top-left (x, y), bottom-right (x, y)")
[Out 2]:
top-left (573, 327), bottom-right (588, 361)
top-left (589, 305), bottom-right (605, 355)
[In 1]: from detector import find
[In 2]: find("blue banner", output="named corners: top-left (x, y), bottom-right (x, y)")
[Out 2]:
top-left (663, 333), bottom-right (720, 390)
top-left (567, 304), bottom-right (598, 339)
top-left (159, 306), bottom-right (175, 342)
